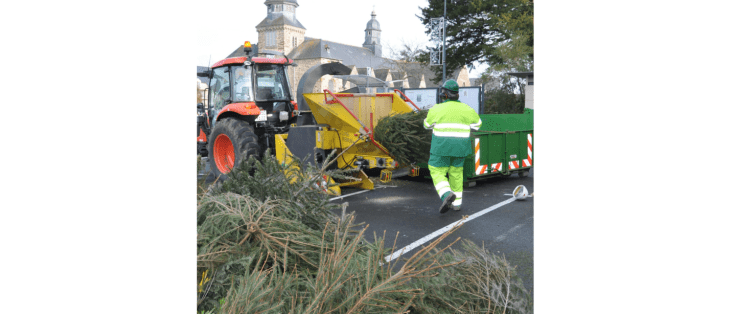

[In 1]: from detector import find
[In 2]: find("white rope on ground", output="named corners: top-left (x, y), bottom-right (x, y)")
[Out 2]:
top-left (383, 197), bottom-right (517, 263)
top-left (329, 189), bottom-right (370, 201)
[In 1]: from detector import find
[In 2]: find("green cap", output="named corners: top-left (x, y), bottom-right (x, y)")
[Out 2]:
top-left (442, 79), bottom-right (459, 92)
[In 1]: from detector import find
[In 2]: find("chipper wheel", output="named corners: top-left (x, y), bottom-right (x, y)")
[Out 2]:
top-left (207, 118), bottom-right (261, 180)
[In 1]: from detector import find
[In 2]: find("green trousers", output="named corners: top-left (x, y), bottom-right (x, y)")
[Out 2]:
top-left (428, 154), bottom-right (464, 207)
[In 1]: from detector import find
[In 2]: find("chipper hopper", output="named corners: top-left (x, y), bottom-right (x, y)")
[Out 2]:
top-left (274, 63), bottom-right (420, 195)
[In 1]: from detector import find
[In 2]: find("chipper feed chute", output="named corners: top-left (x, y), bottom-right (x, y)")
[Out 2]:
top-left (296, 90), bottom-right (417, 193)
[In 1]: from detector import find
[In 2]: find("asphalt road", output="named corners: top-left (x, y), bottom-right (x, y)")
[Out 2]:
top-left (199, 158), bottom-right (534, 296)
top-left (331, 169), bottom-right (535, 297)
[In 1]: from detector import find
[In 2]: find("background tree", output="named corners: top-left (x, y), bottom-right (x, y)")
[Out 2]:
top-left (417, 0), bottom-right (533, 85)
top-left (385, 39), bottom-right (430, 88)
top-left (386, 39), bottom-right (426, 63)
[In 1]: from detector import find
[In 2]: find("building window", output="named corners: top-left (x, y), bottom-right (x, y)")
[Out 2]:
top-left (267, 31), bottom-right (275, 47)
top-left (293, 37), bottom-right (297, 47)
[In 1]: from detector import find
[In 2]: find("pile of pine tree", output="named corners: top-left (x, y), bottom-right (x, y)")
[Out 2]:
top-left (373, 110), bottom-right (433, 166)
top-left (197, 152), bottom-right (531, 313)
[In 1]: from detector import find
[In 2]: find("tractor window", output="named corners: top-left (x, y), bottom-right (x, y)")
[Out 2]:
top-left (209, 67), bottom-right (230, 114)
top-left (255, 64), bottom-right (290, 101)
top-left (232, 66), bottom-right (253, 102)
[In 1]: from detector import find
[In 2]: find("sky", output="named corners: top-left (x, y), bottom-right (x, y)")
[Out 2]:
top-left (196, 0), bottom-right (487, 77)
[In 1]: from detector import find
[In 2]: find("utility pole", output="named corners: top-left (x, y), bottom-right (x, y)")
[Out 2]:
top-left (442, 0), bottom-right (447, 83)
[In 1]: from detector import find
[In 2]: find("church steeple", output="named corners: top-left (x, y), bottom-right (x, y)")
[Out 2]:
top-left (363, 9), bottom-right (382, 57)
top-left (256, 0), bottom-right (306, 55)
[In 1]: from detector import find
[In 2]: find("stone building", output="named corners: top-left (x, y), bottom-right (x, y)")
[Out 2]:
top-left (507, 72), bottom-right (534, 109)
top-left (205, 0), bottom-right (478, 99)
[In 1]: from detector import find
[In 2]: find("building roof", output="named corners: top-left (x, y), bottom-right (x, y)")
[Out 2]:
top-left (390, 71), bottom-right (405, 79)
top-left (365, 10), bottom-right (380, 30)
top-left (356, 68), bottom-right (371, 76)
top-left (265, 0), bottom-right (298, 4)
top-left (256, 13), bottom-right (305, 29)
top-left (401, 62), bottom-right (435, 87)
top-left (226, 43), bottom-right (260, 58)
top-left (407, 74), bottom-right (424, 89)
top-left (287, 38), bottom-right (391, 69)
top-left (373, 68), bottom-right (390, 81)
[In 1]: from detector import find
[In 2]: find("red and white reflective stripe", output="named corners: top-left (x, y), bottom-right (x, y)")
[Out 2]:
top-left (489, 162), bottom-right (502, 172)
top-left (523, 134), bottom-right (533, 167)
top-left (508, 160), bottom-right (519, 170)
top-left (474, 138), bottom-right (488, 175)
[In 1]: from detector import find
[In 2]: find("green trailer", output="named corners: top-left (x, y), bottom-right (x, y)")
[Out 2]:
top-left (418, 108), bottom-right (534, 182)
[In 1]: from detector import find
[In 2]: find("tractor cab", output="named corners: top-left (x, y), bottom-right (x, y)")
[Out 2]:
top-left (206, 61), bottom-right (295, 128)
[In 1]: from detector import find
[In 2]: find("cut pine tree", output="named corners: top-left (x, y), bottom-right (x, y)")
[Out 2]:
top-left (374, 109), bottom-right (432, 166)
top-left (196, 151), bottom-right (532, 314)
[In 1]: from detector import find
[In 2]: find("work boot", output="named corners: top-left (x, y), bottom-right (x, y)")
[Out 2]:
top-left (439, 192), bottom-right (456, 214)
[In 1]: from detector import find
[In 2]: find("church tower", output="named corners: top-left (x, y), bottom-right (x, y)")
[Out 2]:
top-left (363, 9), bottom-right (382, 57)
top-left (256, 0), bottom-right (306, 55)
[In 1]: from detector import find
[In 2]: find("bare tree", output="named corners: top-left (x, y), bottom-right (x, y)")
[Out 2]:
top-left (386, 39), bottom-right (426, 62)
top-left (384, 39), bottom-right (431, 88)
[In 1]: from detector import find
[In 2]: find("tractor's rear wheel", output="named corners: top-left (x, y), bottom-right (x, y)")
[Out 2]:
top-left (207, 118), bottom-right (261, 180)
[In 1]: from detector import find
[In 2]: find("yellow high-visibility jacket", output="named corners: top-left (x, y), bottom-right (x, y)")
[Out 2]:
top-left (423, 100), bottom-right (482, 157)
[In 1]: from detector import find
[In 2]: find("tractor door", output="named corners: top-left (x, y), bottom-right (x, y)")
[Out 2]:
top-left (209, 66), bottom-right (231, 129)
top-left (254, 64), bottom-right (294, 123)
top-left (232, 65), bottom-right (254, 103)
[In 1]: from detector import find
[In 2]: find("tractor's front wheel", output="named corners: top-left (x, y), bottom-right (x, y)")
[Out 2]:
top-left (207, 118), bottom-right (261, 180)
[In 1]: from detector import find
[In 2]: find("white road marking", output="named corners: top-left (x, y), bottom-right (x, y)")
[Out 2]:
top-left (494, 217), bottom-right (532, 242)
top-left (329, 190), bottom-right (370, 201)
top-left (383, 197), bottom-right (516, 263)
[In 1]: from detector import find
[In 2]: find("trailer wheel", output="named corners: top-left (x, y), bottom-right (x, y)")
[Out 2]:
top-left (207, 118), bottom-right (261, 180)
top-left (519, 170), bottom-right (530, 177)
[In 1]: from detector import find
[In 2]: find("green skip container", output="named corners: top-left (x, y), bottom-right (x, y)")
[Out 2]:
top-left (419, 108), bottom-right (534, 182)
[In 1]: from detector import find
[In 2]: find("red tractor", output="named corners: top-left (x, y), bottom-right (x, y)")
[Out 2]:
top-left (197, 42), bottom-right (300, 179)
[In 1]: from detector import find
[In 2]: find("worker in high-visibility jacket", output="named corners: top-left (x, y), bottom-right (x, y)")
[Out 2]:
top-left (423, 79), bottom-right (482, 214)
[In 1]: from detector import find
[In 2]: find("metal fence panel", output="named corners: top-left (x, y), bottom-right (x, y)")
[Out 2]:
top-left (399, 86), bottom-right (483, 114)
top-left (402, 88), bottom-right (439, 110)
top-left (458, 87), bottom-right (482, 114)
